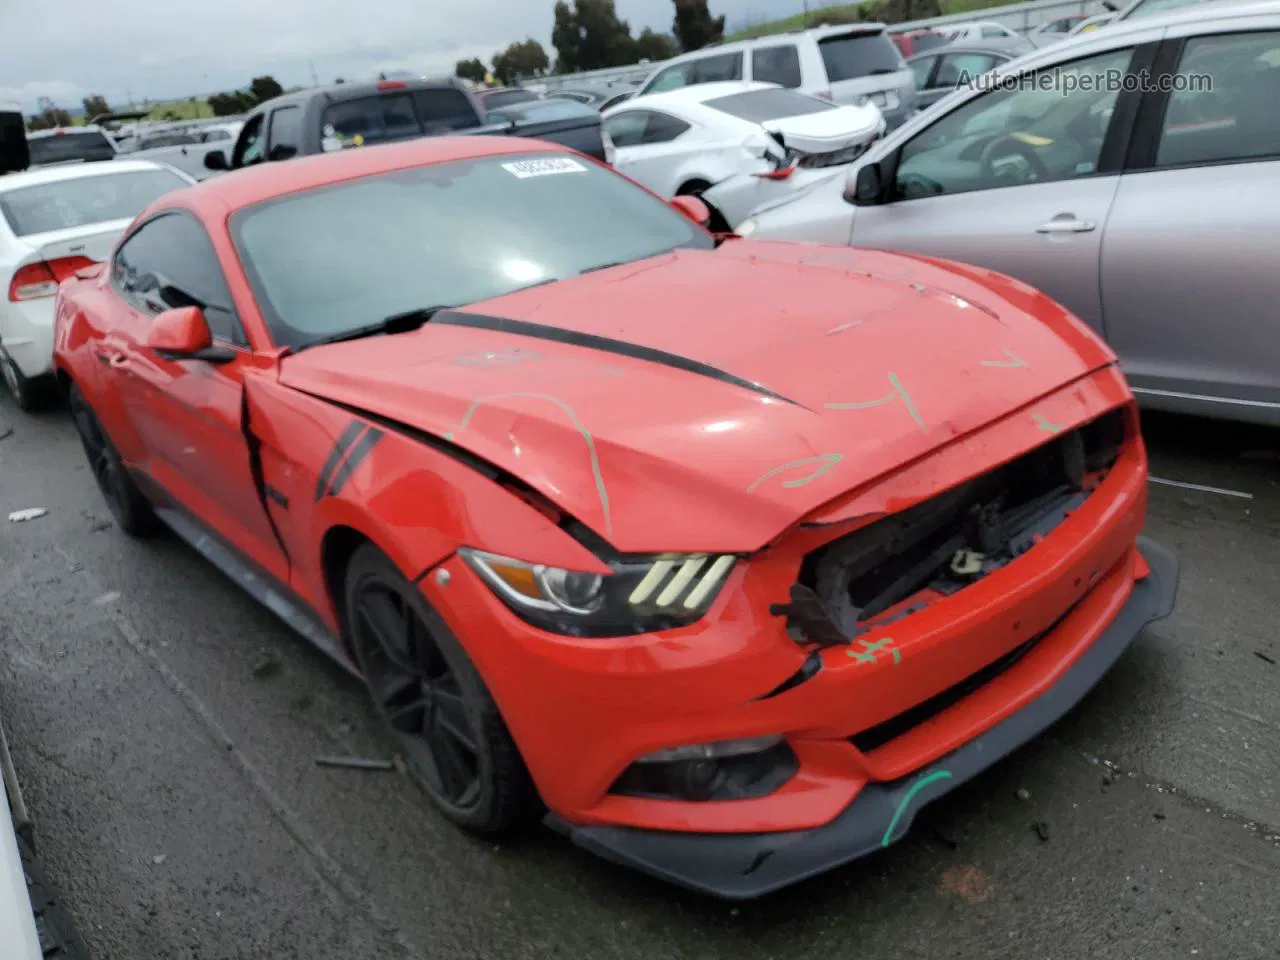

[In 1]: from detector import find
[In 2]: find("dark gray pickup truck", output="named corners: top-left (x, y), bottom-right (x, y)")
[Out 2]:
top-left (206, 77), bottom-right (608, 173)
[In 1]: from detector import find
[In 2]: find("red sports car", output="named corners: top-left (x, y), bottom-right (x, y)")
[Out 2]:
top-left (51, 136), bottom-right (1178, 899)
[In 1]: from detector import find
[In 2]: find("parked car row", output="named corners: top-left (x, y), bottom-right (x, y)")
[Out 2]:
top-left (604, 83), bottom-right (885, 231)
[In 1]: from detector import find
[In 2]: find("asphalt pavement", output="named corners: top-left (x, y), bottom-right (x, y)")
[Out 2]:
top-left (0, 396), bottom-right (1277, 960)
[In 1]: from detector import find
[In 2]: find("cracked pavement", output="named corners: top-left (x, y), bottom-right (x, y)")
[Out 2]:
top-left (0, 399), bottom-right (1277, 960)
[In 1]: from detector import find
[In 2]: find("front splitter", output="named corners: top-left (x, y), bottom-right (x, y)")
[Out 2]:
top-left (546, 536), bottom-right (1179, 899)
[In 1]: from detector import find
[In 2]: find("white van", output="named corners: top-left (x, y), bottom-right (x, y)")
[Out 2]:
top-left (633, 24), bottom-right (919, 129)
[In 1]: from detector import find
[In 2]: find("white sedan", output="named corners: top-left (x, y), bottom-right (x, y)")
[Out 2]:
top-left (602, 81), bottom-right (884, 231)
top-left (0, 159), bottom-right (195, 410)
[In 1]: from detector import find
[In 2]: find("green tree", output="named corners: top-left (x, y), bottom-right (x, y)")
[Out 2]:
top-left (551, 0), bottom-right (639, 73)
top-left (454, 58), bottom-right (488, 83)
top-left (82, 94), bottom-right (111, 120)
top-left (207, 91), bottom-right (256, 116)
top-left (635, 28), bottom-right (678, 61)
top-left (27, 98), bottom-right (72, 131)
top-left (248, 75), bottom-right (284, 104)
top-left (492, 40), bottom-right (550, 85)
top-left (672, 0), bottom-right (725, 52)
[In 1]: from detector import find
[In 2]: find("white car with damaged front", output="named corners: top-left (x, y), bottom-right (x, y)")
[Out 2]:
top-left (602, 81), bottom-right (885, 231)
top-left (0, 159), bottom-right (195, 410)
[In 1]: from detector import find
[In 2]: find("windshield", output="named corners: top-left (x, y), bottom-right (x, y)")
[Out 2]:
top-left (703, 88), bottom-right (836, 122)
top-left (28, 131), bottom-right (116, 165)
top-left (0, 168), bottom-right (191, 236)
top-left (481, 89), bottom-right (540, 110)
top-left (487, 100), bottom-right (598, 124)
top-left (913, 33), bottom-right (950, 53)
top-left (138, 132), bottom-right (199, 149)
top-left (231, 153), bottom-right (715, 349)
top-left (321, 90), bottom-right (480, 146)
top-left (818, 32), bottom-right (904, 81)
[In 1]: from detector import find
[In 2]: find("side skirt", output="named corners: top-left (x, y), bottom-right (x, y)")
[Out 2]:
top-left (131, 475), bottom-right (359, 676)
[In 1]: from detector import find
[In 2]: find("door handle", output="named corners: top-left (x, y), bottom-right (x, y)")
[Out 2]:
top-left (1036, 217), bottom-right (1095, 234)
top-left (108, 354), bottom-right (130, 369)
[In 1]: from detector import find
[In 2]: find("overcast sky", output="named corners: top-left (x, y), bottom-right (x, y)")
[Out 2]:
top-left (0, 0), bottom-right (802, 111)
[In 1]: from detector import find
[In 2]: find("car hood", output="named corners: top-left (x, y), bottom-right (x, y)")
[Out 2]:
top-left (279, 241), bottom-right (1114, 554)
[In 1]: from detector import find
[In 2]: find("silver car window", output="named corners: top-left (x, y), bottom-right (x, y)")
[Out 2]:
top-left (1155, 30), bottom-right (1280, 168)
top-left (892, 47), bottom-right (1133, 201)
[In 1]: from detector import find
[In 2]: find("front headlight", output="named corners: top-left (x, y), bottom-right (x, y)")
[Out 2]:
top-left (460, 548), bottom-right (737, 637)
top-left (736, 217), bottom-right (757, 237)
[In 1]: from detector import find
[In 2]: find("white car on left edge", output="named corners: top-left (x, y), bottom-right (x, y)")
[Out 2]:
top-left (0, 159), bottom-right (195, 410)
top-left (602, 81), bottom-right (884, 231)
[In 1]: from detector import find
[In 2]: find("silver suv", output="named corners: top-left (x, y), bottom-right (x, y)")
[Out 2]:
top-left (634, 24), bottom-right (919, 129)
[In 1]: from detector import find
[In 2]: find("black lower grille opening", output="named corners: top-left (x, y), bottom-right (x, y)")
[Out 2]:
top-left (610, 742), bottom-right (798, 802)
top-left (849, 612), bottom-right (1066, 754)
top-left (788, 408), bottom-right (1125, 643)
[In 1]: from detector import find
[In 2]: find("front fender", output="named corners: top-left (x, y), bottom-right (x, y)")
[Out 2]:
top-left (245, 376), bottom-right (610, 629)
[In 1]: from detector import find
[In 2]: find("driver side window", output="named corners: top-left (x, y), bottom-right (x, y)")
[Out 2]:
top-left (111, 214), bottom-right (247, 347)
top-left (234, 113), bottom-right (266, 167)
top-left (893, 47), bottom-right (1134, 201)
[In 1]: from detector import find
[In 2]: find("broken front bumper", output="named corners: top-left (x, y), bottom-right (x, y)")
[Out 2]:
top-left (546, 536), bottom-right (1178, 900)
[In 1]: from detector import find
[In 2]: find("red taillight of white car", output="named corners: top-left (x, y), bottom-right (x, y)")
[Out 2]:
top-left (7, 256), bottom-right (96, 302)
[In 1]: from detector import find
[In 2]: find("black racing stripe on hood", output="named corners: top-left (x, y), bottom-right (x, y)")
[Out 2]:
top-left (434, 310), bottom-right (803, 408)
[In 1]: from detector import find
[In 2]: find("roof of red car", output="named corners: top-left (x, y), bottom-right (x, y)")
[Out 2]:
top-left (177, 135), bottom-right (565, 214)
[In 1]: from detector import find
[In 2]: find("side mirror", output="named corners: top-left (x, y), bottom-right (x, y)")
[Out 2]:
top-left (845, 162), bottom-right (885, 206)
top-left (204, 150), bottom-right (228, 171)
top-left (671, 194), bottom-right (711, 227)
top-left (145, 306), bottom-right (234, 363)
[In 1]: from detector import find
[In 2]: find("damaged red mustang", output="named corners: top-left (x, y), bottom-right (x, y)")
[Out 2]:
top-left (52, 136), bottom-right (1178, 899)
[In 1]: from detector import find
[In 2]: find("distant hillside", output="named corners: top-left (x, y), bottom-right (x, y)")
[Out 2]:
top-left (728, 0), bottom-right (1023, 40)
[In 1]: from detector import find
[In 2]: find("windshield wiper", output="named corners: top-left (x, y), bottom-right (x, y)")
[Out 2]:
top-left (300, 304), bottom-right (454, 350)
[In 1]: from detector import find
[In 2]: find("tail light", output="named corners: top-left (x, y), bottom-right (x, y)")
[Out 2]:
top-left (753, 165), bottom-right (796, 180)
top-left (375, 79), bottom-right (407, 90)
top-left (8, 256), bottom-right (96, 302)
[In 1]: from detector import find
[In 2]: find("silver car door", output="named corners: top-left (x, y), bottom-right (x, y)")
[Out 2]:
top-left (1101, 21), bottom-right (1280, 422)
top-left (850, 43), bottom-right (1152, 336)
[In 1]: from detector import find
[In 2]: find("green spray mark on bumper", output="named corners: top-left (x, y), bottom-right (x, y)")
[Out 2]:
top-left (881, 769), bottom-right (954, 847)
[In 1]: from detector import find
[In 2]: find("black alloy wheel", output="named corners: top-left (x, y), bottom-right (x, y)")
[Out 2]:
top-left (344, 544), bottom-right (537, 835)
top-left (67, 384), bottom-right (157, 536)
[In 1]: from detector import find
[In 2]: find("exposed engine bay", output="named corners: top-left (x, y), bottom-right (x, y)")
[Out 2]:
top-left (773, 409), bottom-right (1127, 648)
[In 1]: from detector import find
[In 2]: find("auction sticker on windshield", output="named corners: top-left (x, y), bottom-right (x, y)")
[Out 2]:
top-left (502, 157), bottom-right (588, 178)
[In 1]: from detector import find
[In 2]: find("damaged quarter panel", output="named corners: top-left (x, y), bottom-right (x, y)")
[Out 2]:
top-left (242, 375), bottom-right (609, 634)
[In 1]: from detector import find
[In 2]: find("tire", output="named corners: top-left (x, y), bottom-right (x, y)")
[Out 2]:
top-left (1, 350), bottom-right (45, 413)
top-left (343, 543), bottom-right (539, 836)
top-left (18, 831), bottom-right (91, 960)
top-left (68, 384), bottom-right (159, 537)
